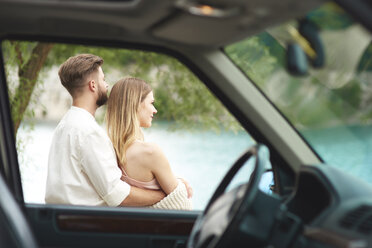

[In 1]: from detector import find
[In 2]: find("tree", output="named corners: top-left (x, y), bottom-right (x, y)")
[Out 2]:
top-left (3, 41), bottom-right (54, 135)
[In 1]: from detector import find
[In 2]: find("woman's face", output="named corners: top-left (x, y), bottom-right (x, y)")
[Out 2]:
top-left (138, 91), bottom-right (157, 128)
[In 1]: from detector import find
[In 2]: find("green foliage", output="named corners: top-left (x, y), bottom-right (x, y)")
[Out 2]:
top-left (357, 41), bottom-right (372, 72)
top-left (44, 43), bottom-right (139, 69)
top-left (152, 57), bottom-right (240, 132)
top-left (226, 32), bottom-right (370, 129)
top-left (333, 79), bottom-right (362, 109)
top-left (307, 2), bottom-right (354, 30)
top-left (225, 33), bottom-right (280, 86)
top-left (2, 41), bottom-right (37, 68)
top-left (2, 41), bottom-right (48, 159)
top-left (3, 41), bottom-right (242, 134)
top-left (225, 2), bottom-right (372, 130)
top-left (2, 41), bottom-right (38, 129)
top-left (3, 40), bottom-right (53, 135)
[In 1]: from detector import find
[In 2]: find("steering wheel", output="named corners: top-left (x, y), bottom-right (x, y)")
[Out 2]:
top-left (187, 144), bottom-right (272, 248)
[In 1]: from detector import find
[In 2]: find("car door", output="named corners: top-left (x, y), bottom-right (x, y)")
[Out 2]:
top-left (0, 41), bottom-right (202, 248)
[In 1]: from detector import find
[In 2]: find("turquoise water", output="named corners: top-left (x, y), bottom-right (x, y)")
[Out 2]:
top-left (18, 122), bottom-right (372, 210)
top-left (143, 123), bottom-right (255, 209)
top-left (18, 122), bottom-right (255, 210)
top-left (302, 125), bottom-right (372, 184)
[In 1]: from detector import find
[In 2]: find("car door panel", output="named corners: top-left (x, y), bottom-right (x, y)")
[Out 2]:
top-left (25, 204), bottom-right (199, 248)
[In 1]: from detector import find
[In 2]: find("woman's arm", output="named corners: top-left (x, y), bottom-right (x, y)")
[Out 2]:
top-left (143, 143), bottom-right (179, 195)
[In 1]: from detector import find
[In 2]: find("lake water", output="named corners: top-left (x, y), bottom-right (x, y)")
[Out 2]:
top-left (17, 122), bottom-right (372, 210)
top-left (302, 125), bottom-right (372, 184)
top-left (17, 122), bottom-right (255, 210)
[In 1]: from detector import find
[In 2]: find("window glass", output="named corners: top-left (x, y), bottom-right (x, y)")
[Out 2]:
top-left (2, 41), bottom-right (255, 210)
top-left (225, 3), bottom-right (372, 184)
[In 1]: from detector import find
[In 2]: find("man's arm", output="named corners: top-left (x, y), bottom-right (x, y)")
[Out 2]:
top-left (119, 186), bottom-right (166, 207)
top-left (120, 178), bottom-right (192, 207)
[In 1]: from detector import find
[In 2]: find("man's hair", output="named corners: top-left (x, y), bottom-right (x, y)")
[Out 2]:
top-left (58, 54), bottom-right (103, 96)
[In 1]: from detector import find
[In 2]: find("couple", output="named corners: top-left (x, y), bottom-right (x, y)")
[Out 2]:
top-left (45, 54), bottom-right (192, 210)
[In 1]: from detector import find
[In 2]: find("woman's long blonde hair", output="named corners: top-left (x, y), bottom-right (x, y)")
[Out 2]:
top-left (106, 77), bottom-right (152, 166)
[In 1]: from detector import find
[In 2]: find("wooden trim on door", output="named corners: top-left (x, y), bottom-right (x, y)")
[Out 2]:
top-left (57, 214), bottom-right (195, 235)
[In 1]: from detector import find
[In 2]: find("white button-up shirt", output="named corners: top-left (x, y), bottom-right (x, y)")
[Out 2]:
top-left (45, 106), bottom-right (130, 206)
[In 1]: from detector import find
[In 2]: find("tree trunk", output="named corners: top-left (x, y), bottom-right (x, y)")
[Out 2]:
top-left (11, 42), bottom-right (54, 135)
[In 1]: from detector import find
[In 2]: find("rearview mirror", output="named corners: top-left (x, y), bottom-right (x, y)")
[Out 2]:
top-left (287, 43), bottom-right (309, 76)
top-left (286, 18), bottom-right (325, 76)
top-left (298, 18), bottom-right (325, 68)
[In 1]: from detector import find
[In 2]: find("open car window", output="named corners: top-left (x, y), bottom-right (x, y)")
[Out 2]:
top-left (225, 2), bottom-right (372, 185)
top-left (2, 41), bottom-right (263, 210)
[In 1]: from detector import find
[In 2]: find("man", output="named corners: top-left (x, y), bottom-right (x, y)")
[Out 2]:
top-left (45, 54), bottom-right (191, 206)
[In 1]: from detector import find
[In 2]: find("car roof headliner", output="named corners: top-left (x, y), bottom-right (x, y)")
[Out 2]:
top-left (0, 0), bottom-right (326, 48)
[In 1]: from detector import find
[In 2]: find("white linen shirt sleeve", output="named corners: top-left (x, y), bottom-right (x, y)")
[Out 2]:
top-left (79, 128), bottom-right (130, 207)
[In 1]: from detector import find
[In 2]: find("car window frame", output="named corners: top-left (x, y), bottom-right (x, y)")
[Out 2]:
top-left (0, 34), bottom-right (272, 202)
top-left (0, 45), bottom-right (24, 202)
top-left (0, 36), bottom-right (206, 247)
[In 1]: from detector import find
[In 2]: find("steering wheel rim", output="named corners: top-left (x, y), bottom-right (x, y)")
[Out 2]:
top-left (187, 144), bottom-right (268, 248)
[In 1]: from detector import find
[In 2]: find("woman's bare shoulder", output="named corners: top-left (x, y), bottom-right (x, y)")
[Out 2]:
top-left (128, 141), bottom-right (160, 153)
top-left (127, 141), bottom-right (165, 166)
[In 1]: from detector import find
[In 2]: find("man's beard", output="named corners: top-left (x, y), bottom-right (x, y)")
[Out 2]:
top-left (96, 87), bottom-right (108, 107)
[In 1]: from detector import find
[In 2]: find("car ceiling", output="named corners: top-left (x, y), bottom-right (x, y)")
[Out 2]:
top-left (0, 0), bottom-right (325, 48)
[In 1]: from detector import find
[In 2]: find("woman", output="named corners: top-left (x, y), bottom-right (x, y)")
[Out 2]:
top-left (106, 77), bottom-right (192, 210)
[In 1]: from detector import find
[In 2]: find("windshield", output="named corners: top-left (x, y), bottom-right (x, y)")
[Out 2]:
top-left (225, 2), bottom-right (372, 184)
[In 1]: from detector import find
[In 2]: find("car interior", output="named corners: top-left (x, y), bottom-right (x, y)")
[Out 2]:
top-left (1, 0), bottom-right (372, 247)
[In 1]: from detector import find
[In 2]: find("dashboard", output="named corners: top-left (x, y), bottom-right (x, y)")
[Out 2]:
top-left (288, 164), bottom-right (372, 247)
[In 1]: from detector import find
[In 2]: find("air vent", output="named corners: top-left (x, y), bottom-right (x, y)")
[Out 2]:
top-left (339, 205), bottom-right (372, 234)
top-left (358, 215), bottom-right (372, 234)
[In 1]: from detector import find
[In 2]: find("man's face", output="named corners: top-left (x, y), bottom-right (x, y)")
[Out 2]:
top-left (95, 67), bottom-right (108, 107)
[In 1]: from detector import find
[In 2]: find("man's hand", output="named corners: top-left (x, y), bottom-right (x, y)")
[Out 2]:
top-left (178, 177), bottom-right (193, 198)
